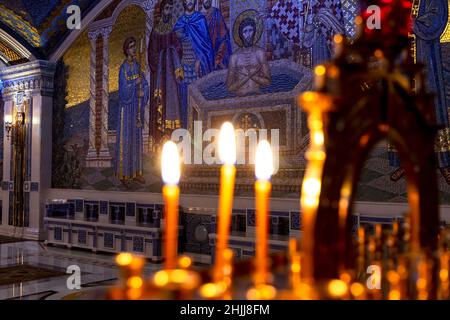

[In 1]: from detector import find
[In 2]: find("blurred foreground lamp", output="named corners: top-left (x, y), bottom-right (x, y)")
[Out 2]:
top-left (114, 253), bottom-right (145, 299)
top-left (299, 90), bottom-right (331, 282)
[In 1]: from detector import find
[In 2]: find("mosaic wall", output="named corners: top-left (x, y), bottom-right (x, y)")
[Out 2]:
top-left (108, 5), bottom-right (147, 93)
top-left (63, 30), bottom-right (90, 109)
top-left (52, 0), bottom-right (450, 205)
top-left (0, 0), bottom-right (98, 55)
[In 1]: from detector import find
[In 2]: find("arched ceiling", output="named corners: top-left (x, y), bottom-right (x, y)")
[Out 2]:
top-left (0, 0), bottom-right (99, 60)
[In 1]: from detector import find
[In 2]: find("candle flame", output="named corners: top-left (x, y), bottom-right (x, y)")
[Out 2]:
top-left (161, 141), bottom-right (181, 185)
top-left (303, 177), bottom-right (321, 197)
top-left (218, 122), bottom-right (236, 165)
top-left (255, 140), bottom-right (274, 181)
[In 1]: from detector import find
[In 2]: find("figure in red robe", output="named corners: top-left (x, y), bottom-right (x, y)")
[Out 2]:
top-left (148, 0), bottom-right (183, 151)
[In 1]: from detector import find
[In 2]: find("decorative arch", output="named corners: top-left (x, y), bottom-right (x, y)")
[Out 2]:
top-left (440, 0), bottom-right (450, 43)
top-left (77, 0), bottom-right (158, 168)
top-left (50, 0), bottom-right (158, 63)
top-left (0, 29), bottom-right (34, 65)
top-left (98, 0), bottom-right (156, 26)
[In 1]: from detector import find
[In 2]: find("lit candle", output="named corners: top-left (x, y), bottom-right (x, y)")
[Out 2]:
top-left (254, 140), bottom-right (274, 285)
top-left (161, 141), bottom-right (181, 270)
top-left (214, 122), bottom-right (237, 282)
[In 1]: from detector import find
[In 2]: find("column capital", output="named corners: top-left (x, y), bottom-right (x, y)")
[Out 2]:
top-left (0, 60), bottom-right (56, 99)
top-left (88, 26), bottom-right (113, 42)
top-left (142, 0), bottom-right (157, 14)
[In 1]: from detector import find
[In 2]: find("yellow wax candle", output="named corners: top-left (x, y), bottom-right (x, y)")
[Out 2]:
top-left (255, 140), bottom-right (274, 285)
top-left (161, 141), bottom-right (181, 270)
top-left (214, 122), bottom-right (237, 282)
top-left (416, 257), bottom-right (429, 300)
top-left (358, 227), bottom-right (365, 270)
top-left (298, 93), bottom-right (329, 281)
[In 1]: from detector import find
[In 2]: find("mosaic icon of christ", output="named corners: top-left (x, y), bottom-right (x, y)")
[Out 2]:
top-left (226, 11), bottom-right (271, 96)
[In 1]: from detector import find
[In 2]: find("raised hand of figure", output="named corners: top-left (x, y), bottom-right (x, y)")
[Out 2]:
top-left (136, 77), bottom-right (142, 85)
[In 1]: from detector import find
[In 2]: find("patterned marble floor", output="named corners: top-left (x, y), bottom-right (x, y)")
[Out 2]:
top-left (0, 240), bottom-right (161, 300)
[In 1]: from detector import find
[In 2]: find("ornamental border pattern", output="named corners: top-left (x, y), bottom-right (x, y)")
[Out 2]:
top-left (0, 61), bottom-right (56, 99)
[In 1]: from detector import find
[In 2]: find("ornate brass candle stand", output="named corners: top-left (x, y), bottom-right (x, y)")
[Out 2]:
top-left (97, 0), bottom-right (450, 300)
top-left (108, 254), bottom-right (201, 300)
top-left (298, 0), bottom-right (443, 299)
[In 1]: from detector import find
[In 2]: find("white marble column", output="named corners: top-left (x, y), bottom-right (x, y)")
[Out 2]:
top-left (1, 99), bottom-right (12, 228)
top-left (142, 13), bottom-right (153, 152)
top-left (0, 60), bottom-right (55, 240)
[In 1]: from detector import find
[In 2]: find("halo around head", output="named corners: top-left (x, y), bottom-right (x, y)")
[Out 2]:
top-left (233, 9), bottom-right (264, 48)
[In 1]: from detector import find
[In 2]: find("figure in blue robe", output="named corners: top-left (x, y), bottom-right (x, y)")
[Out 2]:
top-left (389, 0), bottom-right (450, 183)
top-left (174, 1), bottom-right (215, 127)
top-left (115, 40), bottom-right (149, 185)
top-left (202, 0), bottom-right (232, 69)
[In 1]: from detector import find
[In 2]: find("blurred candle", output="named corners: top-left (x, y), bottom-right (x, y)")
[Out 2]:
top-left (254, 140), bottom-right (274, 285)
top-left (161, 141), bottom-right (181, 270)
top-left (416, 257), bottom-right (428, 300)
top-left (387, 270), bottom-right (401, 300)
top-left (357, 227), bottom-right (365, 275)
top-left (289, 238), bottom-right (301, 289)
top-left (214, 122), bottom-right (237, 281)
top-left (299, 92), bottom-right (330, 280)
top-left (4, 114), bottom-right (12, 124)
top-left (440, 251), bottom-right (449, 299)
top-left (358, 227), bottom-right (365, 254)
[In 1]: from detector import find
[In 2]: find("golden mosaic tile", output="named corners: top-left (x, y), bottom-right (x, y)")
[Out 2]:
top-left (63, 30), bottom-right (90, 108)
top-left (108, 5), bottom-right (147, 93)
